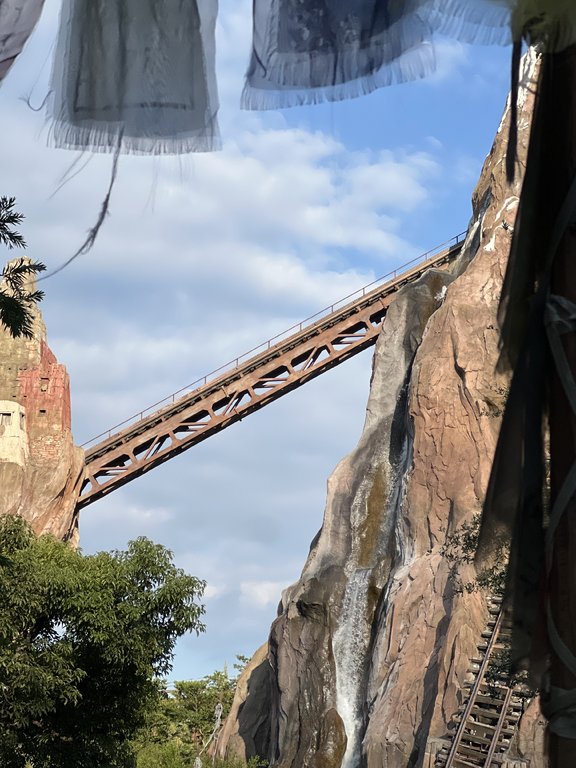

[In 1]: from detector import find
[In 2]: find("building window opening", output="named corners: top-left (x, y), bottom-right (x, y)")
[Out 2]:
top-left (39, 409), bottom-right (47, 415)
top-left (0, 413), bottom-right (12, 426)
top-left (19, 412), bottom-right (25, 430)
top-left (40, 378), bottom-right (49, 393)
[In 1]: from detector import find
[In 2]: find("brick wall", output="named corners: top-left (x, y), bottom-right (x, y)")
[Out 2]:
top-left (18, 340), bottom-right (72, 460)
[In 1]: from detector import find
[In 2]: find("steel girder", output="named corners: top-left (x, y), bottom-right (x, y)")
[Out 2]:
top-left (78, 240), bottom-right (462, 509)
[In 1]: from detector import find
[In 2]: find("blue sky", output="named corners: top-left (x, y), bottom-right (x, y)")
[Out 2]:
top-left (0, 0), bottom-right (511, 681)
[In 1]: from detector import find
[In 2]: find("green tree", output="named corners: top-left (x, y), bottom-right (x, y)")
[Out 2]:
top-left (0, 515), bottom-right (206, 767)
top-left (0, 196), bottom-right (46, 338)
top-left (171, 670), bottom-right (236, 744)
top-left (134, 658), bottom-right (266, 768)
top-left (135, 667), bottom-right (236, 764)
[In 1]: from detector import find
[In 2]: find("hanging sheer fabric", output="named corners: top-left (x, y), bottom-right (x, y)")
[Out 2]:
top-left (420, 0), bottom-right (511, 44)
top-left (425, 0), bottom-right (576, 50)
top-left (48, 0), bottom-right (220, 155)
top-left (0, 0), bottom-right (46, 82)
top-left (241, 0), bottom-right (515, 110)
top-left (242, 0), bottom-right (436, 110)
top-left (242, 1), bottom-right (576, 110)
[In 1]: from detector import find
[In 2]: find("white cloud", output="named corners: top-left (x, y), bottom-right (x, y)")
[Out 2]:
top-left (240, 580), bottom-right (286, 609)
top-left (0, 0), bottom-right (513, 681)
top-left (204, 583), bottom-right (227, 600)
top-left (122, 504), bottom-right (173, 524)
top-left (424, 38), bottom-right (469, 84)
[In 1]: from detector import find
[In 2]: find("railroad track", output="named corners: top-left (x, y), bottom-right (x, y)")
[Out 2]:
top-left (435, 597), bottom-right (525, 768)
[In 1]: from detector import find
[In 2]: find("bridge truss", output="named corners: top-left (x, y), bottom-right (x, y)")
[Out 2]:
top-left (78, 235), bottom-right (464, 510)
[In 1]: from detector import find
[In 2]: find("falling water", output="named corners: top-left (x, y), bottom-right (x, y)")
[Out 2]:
top-left (333, 429), bottom-right (413, 768)
top-left (333, 568), bottom-right (371, 768)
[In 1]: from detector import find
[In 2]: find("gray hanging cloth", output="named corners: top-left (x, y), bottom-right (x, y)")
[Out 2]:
top-left (0, 0), bottom-right (46, 82)
top-left (421, 0), bottom-right (576, 50)
top-left (242, 1), bottom-right (576, 111)
top-left (420, 0), bottom-right (510, 44)
top-left (241, 0), bottom-right (436, 110)
top-left (48, 0), bottom-right (221, 155)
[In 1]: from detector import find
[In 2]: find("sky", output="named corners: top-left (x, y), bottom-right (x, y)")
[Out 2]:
top-left (0, 0), bottom-right (512, 681)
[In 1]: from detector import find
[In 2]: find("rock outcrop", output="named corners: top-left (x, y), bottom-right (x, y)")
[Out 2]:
top-left (216, 51), bottom-right (546, 768)
top-left (0, 262), bottom-right (84, 542)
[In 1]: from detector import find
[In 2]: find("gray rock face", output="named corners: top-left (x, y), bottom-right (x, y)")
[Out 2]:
top-left (216, 51), bottom-right (545, 768)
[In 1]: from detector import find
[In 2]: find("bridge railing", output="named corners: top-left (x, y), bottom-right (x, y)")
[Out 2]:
top-left (81, 231), bottom-right (466, 450)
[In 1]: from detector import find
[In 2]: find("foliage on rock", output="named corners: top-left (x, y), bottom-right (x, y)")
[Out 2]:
top-left (443, 513), bottom-right (508, 596)
top-left (0, 515), bottom-right (205, 767)
top-left (442, 514), bottom-right (536, 698)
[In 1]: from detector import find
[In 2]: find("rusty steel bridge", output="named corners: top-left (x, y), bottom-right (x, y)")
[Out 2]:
top-left (77, 233), bottom-right (465, 510)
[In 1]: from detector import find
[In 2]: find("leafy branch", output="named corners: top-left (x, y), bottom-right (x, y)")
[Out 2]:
top-left (442, 513), bottom-right (508, 595)
top-left (442, 515), bottom-right (536, 698)
top-left (0, 198), bottom-right (46, 338)
top-left (0, 196), bottom-right (26, 250)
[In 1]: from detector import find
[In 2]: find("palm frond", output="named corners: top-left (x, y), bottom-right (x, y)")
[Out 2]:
top-left (0, 260), bottom-right (46, 339)
top-left (0, 197), bottom-right (26, 250)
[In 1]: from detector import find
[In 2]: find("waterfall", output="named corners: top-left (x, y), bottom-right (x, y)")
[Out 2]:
top-left (333, 568), bottom-right (371, 768)
top-left (333, 429), bottom-right (413, 768)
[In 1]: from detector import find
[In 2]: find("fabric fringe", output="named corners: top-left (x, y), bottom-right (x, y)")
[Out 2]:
top-left (421, 0), bottom-right (512, 46)
top-left (241, 0), bottom-right (513, 111)
top-left (423, 0), bottom-right (576, 51)
top-left (48, 115), bottom-right (221, 156)
top-left (243, 0), bottom-right (434, 110)
top-left (241, 43), bottom-right (435, 111)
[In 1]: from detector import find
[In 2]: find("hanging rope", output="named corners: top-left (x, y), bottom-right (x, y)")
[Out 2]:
top-left (38, 135), bottom-right (122, 281)
top-left (194, 702), bottom-right (224, 767)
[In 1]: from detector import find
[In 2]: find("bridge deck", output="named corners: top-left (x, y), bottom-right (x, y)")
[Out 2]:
top-left (78, 235), bottom-right (464, 509)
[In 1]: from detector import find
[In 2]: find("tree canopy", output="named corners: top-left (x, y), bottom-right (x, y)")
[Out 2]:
top-left (0, 515), bottom-right (206, 767)
top-left (133, 662), bottom-right (267, 768)
top-left (0, 196), bottom-right (46, 338)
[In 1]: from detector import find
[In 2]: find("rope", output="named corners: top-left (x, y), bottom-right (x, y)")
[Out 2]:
top-left (38, 132), bottom-right (123, 281)
top-left (194, 702), bottom-right (224, 767)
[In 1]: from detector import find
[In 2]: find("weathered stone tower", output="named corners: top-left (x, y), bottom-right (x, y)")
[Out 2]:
top-left (0, 260), bottom-right (84, 542)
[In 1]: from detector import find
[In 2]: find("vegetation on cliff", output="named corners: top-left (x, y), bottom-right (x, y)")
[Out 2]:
top-left (443, 514), bottom-right (536, 700)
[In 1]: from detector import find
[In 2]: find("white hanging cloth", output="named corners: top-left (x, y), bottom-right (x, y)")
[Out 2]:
top-left (48, 0), bottom-right (221, 155)
top-left (0, 0), bottom-right (46, 82)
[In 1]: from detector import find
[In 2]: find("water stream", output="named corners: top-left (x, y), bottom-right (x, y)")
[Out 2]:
top-left (333, 428), bottom-right (413, 768)
top-left (333, 568), bottom-right (371, 768)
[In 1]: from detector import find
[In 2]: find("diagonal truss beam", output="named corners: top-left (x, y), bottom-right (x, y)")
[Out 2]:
top-left (78, 236), bottom-right (464, 510)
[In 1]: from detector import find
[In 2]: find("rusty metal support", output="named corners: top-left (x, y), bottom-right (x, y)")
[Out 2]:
top-left (77, 236), bottom-right (463, 510)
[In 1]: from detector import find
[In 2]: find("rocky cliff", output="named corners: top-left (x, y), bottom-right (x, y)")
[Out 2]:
top-left (0, 262), bottom-right (84, 542)
top-left (216, 51), bottom-right (546, 768)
